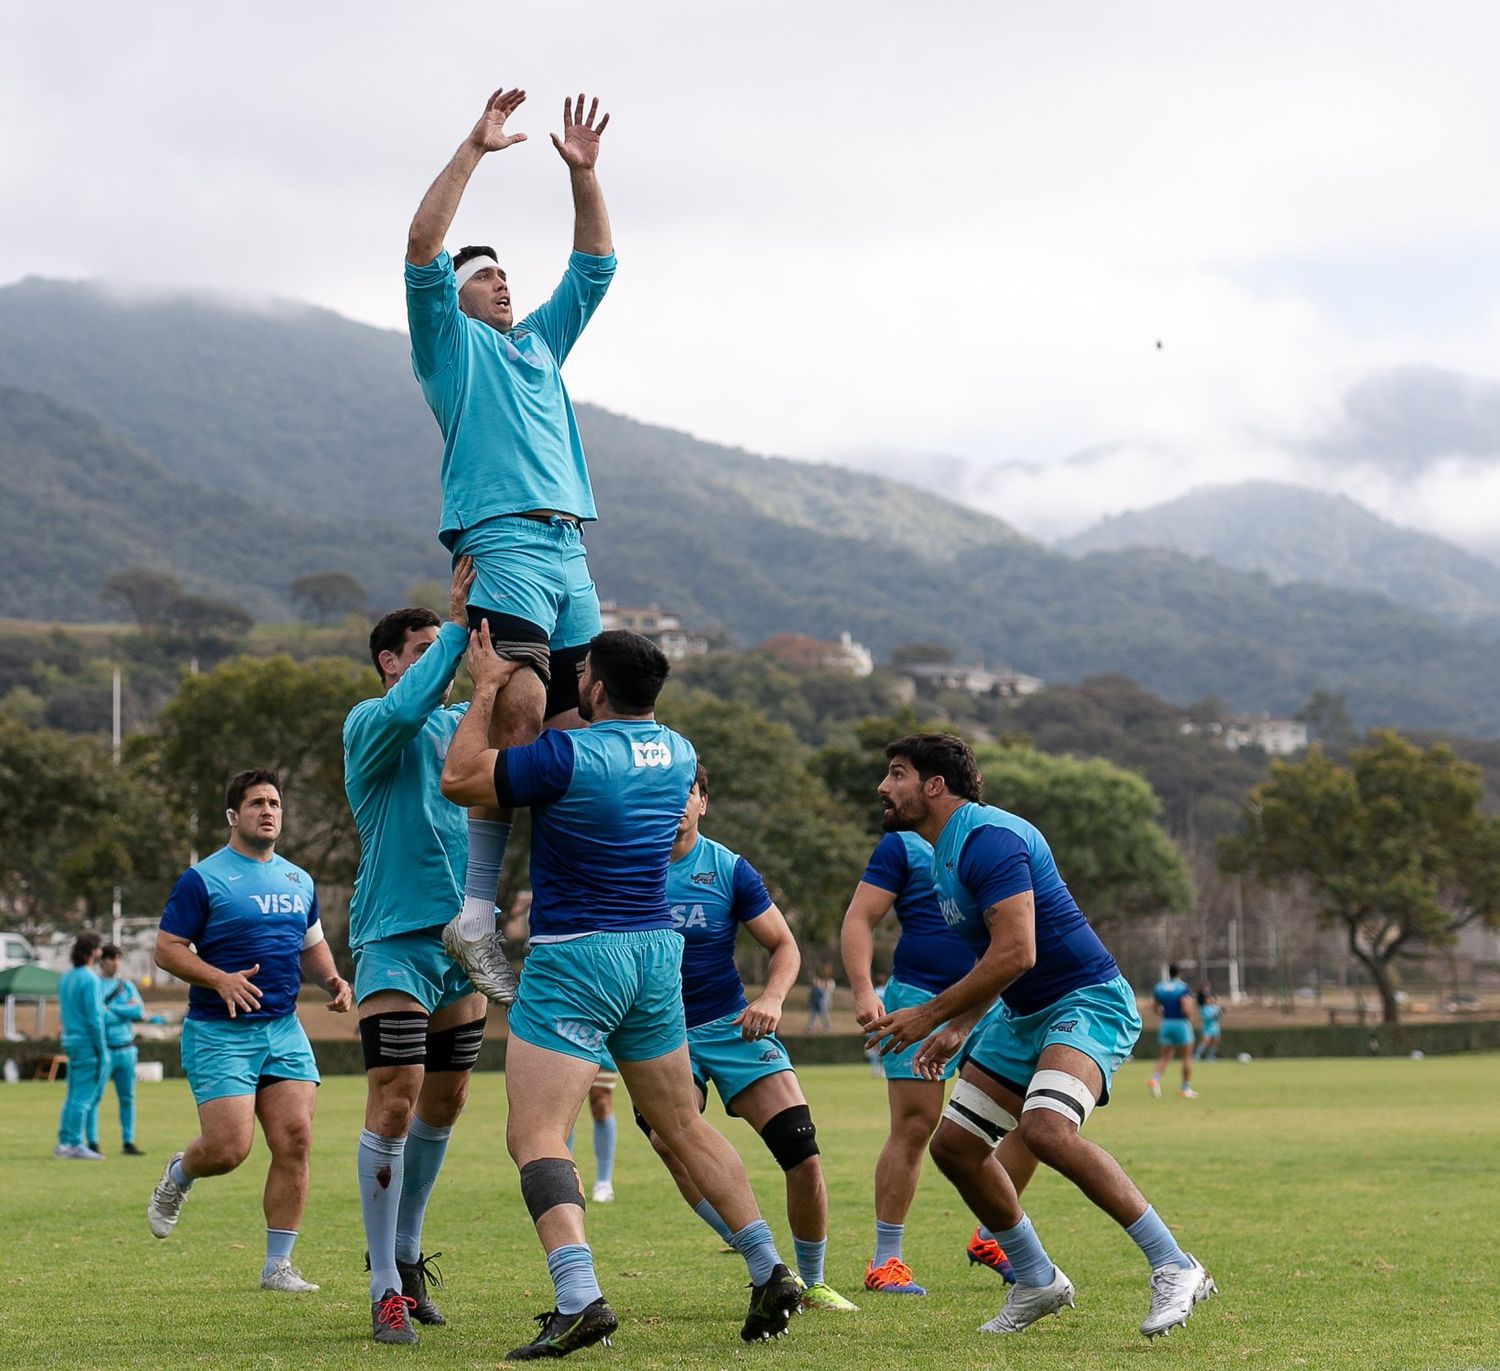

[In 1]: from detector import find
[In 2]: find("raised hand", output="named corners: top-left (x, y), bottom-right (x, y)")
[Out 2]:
top-left (449, 555), bottom-right (476, 627)
top-left (550, 92), bottom-right (609, 170)
top-left (468, 87), bottom-right (529, 154)
top-left (466, 619), bottom-right (525, 693)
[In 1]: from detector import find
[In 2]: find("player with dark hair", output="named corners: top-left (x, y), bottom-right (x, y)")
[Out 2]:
top-left (55, 932), bottom-right (107, 1161)
top-left (87, 943), bottom-right (147, 1157)
top-left (639, 763), bottom-right (858, 1312)
top-left (344, 558), bottom-right (496, 1343)
top-left (405, 84), bottom-right (617, 1003)
top-left (441, 627), bottom-right (801, 1358)
top-left (1148, 964), bottom-right (1198, 1098)
top-left (865, 734), bottom-right (1216, 1340)
top-left (842, 829), bottom-right (1022, 1295)
top-left (147, 771), bottom-right (352, 1293)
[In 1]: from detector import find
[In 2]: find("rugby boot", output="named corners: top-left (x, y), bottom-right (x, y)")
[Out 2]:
top-left (397, 1251), bottom-right (447, 1325)
top-left (147, 1151), bottom-right (189, 1236)
top-left (372, 1288), bottom-right (419, 1345)
top-left (261, 1259), bottom-right (320, 1293)
top-left (967, 1228), bottom-right (1017, 1283)
top-left (977, 1265), bottom-right (1075, 1334)
top-left (1140, 1256), bottom-right (1216, 1339)
top-left (506, 1298), bottom-right (617, 1359)
top-left (863, 1257), bottom-right (926, 1295)
top-left (441, 918), bottom-right (518, 1005)
top-left (741, 1263), bottom-right (801, 1341)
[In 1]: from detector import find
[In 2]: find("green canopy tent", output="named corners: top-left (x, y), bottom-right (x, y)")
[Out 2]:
top-left (0, 962), bottom-right (61, 1040)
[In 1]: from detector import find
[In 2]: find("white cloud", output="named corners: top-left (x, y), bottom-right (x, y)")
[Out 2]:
top-left (7, 0), bottom-right (1500, 554)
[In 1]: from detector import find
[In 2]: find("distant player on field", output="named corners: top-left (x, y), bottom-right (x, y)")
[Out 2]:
top-left (1147, 965), bottom-right (1198, 1098)
top-left (405, 85), bottom-right (616, 1003)
top-left (441, 627), bottom-right (802, 1357)
top-left (842, 830), bottom-right (1024, 1295)
top-left (55, 932), bottom-right (107, 1161)
top-left (87, 942), bottom-right (147, 1157)
top-left (147, 770), bottom-right (352, 1295)
top-left (864, 735), bottom-right (1216, 1340)
top-left (638, 764), bottom-right (858, 1312)
top-left (344, 559), bottom-right (492, 1344)
top-left (1194, 988), bottom-right (1221, 1061)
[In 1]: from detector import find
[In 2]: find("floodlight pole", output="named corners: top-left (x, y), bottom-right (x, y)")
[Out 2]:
top-left (112, 667), bottom-right (122, 948)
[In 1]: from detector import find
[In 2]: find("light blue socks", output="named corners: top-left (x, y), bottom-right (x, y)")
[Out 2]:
top-left (395, 1115), bottom-right (451, 1263)
top-left (359, 1129), bottom-right (407, 1299)
top-left (1126, 1205), bottom-right (1192, 1270)
top-left (991, 1214), bottom-right (1055, 1287)
top-left (873, 1219), bottom-right (904, 1264)
top-left (546, 1243), bottom-right (603, 1315)
top-left (729, 1219), bottom-right (781, 1286)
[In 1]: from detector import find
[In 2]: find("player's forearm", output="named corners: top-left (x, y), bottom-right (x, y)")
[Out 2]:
top-left (761, 940), bottom-right (800, 1006)
top-left (408, 141), bottom-right (486, 265)
top-left (300, 940), bottom-right (341, 993)
top-left (570, 168), bottom-right (612, 255)
top-left (440, 680), bottom-right (500, 805)
top-left (153, 941), bottom-right (229, 995)
top-left (839, 917), bottom-right (877, 997)
top-left (926, 949), bottom-right (1024, 1024)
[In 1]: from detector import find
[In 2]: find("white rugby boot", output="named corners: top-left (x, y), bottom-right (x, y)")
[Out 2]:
top-left (260, 1259), bottom-right (320, 1293)
top-left (977, 1265), bottom-right (1075, 1334)
top-left (591, 1180), bottom-right (615, 1203)
top-left (441, 918), bottom-right (518, 1005)
top-left (147, 1151), bottom-right (190, 1238)
top-left (1140, 1256), bottom-right (1216, 1338)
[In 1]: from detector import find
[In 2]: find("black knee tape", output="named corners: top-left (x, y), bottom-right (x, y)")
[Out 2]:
top-left (760, 1104), bottom-right (819, 1172)
top-left (545, 643), bottom-right (589, 719)
top-left (632, 1106), bottom-right (654, 1140)
top-left (425, 1016), bottom-right (486, 1073)
top-left (360, 1011), bottom-right (428, 1070)
top-left (519, 1157), bottom-right (586, 1221)
top-left (467, 607), bottom-right (552, 687)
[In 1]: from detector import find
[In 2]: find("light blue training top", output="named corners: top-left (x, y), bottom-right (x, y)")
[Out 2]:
top-left (59, 966), bottom-right (106, 1056)
top-left (405, 248), bottom-right (616, 543)
top-left (343, 620), bottom-right (470, 950)
top-left (99, 975), bottom-right (144, 1049)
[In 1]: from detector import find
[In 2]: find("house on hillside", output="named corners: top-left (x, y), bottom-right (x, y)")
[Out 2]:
top-left (599, 602), bottom-right (711, 662)
top-left (760, 631), bottom-right (873, 676)
top-left (1180, 714), bottom-right (1308, 756)
top-left (896, 662), bottom-right (1045, 699)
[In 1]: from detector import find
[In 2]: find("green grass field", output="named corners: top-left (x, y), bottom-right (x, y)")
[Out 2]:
top-left (3, 1057), bottom-right (1498, 1370)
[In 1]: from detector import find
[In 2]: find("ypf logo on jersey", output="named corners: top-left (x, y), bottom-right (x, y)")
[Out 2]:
top-left (631, 738), bottom-right (673, 769)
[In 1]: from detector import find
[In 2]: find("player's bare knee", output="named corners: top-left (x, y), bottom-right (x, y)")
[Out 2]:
top-left (270, 1120), bottom-right (313, 1161)
top-left (1017, 1108), bottom-right (1076, 1162)
top-left (929, 1121), bottom-right (987, 1178)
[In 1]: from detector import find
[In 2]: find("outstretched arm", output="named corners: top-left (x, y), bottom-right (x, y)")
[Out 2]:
top-left (408, 87), bottom-right (529, 266)
top-left (551, 93), bottom-right (612, 255)
top-left (840, 882), bottom-right (896, 1028)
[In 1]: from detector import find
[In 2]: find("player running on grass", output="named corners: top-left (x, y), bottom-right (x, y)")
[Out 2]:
top-left (635, 763), bottom-right (858, 1313)
top-left (343, 559), bottom-right (492, 1344)
top-left (440, 626), bottom-right (803, 1358)
top-left (841, 829), bottom-right (1029, 1295)
top-left (147, 771), bottom-right (352, 1294)
top-left (865, 734), bottom-right (1216, 1340)
top-left (406, 85), bottom-right (617, 1003)
top-left (1148, 965), bottom-right (1199, 1097)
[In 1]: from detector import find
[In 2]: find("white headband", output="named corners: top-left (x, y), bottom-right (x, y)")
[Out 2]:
top-left (454, 253), bottom-right (502, 293)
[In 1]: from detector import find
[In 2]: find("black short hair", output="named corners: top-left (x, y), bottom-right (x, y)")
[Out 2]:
top-left (1169, 963), bottom-right (1180, 979)
top-left (369, 608), bottom-right (442, 680)
top-left (587, 630), bottom-right (671, 713)
top-left (71, 932), bottom-right (102, 966)
top-left (885, 733), bottom-right (983, 803)
top-left (100, 943), bottom-right (122, 960)
top-left (453, 245), bottom-right (504, 279)
top-left (693, 762), bottom-right (709, 797)
top-left (225, 768), bottom-right (280, 813)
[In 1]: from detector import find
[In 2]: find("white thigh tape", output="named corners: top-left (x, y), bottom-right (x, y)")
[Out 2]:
top-left (1022, 1069), bottom-right (1096, 1128)
top-left (943, 1079), bottom-right (1019, 1145)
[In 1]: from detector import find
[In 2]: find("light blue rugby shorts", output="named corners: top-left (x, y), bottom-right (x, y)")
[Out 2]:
top-left (352, 924), bottom-right (475, 1013)
top-left (180, 1014), bottom-right (320, 1106)
top-left (965, 975), bottom-right (1142, 1105)
top-left (686, 1010), bottom-right (793, 1111)
top-left (508, 930), bottom-right (687, 1065)
top-left (454, 515), bottom-right (602, 649)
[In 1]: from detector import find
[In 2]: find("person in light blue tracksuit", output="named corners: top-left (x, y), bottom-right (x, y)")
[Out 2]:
top-left (56, 932), bottom-right (108, 1160)
top-left (87, 943), bottom-right (146, 1156)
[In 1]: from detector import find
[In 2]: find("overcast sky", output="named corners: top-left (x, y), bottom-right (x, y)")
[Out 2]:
top-left (6, 1), bottom-right (1500, 548)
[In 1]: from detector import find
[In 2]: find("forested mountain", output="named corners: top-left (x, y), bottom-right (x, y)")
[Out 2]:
top-left (7, 278), bottom-right (1500, 734)
top-left (1064, 480), bottom-right (1500, 630)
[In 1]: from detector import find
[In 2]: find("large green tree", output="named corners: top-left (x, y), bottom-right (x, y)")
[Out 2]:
top-left (1221, 731), bottom-right (1500, 1022)
top-left (973, 743), bottom-right (1193, 933)
top-left (0, 718), bottom-right (183, 930)
top-left (151, 655), bottom-right (374, 888)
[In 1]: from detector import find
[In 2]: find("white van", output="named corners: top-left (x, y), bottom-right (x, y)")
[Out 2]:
top-left (0, 932), bottom-right (40, 970)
